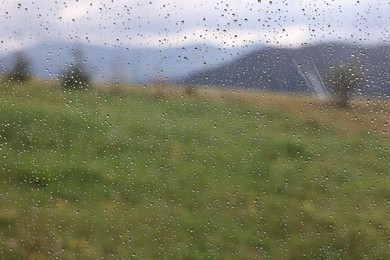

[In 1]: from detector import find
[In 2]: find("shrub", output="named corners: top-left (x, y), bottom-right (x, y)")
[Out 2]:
top-left (7, 51), bottom-right (31, 84)
top-left (60, 49), bottom-right (90, 91)
top-left (327, 64), bottom-right (363, 108)
top-left (184, 85), bottom-right (197, 97)
top-left (60, 63), bottom-right (90, 90)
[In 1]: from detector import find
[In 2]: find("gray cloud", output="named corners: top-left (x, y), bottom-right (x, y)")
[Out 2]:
top-left (1, 0), bottom-right (388, 53)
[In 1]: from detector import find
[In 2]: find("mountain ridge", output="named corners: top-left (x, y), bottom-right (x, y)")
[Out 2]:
top-left (180, 43), bottom-right (390, 97)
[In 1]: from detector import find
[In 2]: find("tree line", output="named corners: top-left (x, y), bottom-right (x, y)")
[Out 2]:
top-left (3, 49), bottom-right (91, 91)
top-left (2, 49), bottom-right (363, 107)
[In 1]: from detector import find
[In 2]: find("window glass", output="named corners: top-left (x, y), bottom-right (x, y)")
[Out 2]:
top-left (0, 1), bottom-right (388, 258)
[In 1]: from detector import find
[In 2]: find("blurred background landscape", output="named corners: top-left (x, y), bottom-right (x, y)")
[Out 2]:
top-left (0, 0), bottom-right (389, 259)
top-left (0, 41), bottom-right (389, 97)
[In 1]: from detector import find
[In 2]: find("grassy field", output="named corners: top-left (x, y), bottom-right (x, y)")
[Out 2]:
top-left (0, 80), bottom-right (389, 259)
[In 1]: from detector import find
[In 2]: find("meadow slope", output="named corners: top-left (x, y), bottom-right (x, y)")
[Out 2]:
top-left (0, 81), bottom-right (389, 259)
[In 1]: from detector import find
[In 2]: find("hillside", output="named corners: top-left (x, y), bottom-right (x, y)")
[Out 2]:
top-left (181, 43), bottom-right (390, 97)
top-left (0, 81), bottom-right (389, 259)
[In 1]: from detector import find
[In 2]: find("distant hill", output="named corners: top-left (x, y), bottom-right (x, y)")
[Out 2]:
top-left (180, 43), bottom-right (390, 97)
top-left (0, 41), bottom-right (264, 84)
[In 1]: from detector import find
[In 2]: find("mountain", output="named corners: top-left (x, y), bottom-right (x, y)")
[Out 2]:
top-left (2, 41), bottom-right (388, 97)
top-left (180, 43), bottom-right (390, 97)
top-left (0, 41), bottom-right (264, 84)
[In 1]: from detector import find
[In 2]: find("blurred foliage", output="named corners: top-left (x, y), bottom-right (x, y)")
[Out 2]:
top-left (0, 81), bottom-right (388, 259)
top-left (60, 49), bottom-right (90, 91)
top-left (6, 51), bottom-right (31, 84)
top-left (184, 85), bottom-right (198, 97)
top-left (327, 64), bottom-right (363, 107)
top-left (60, 63), bottom-right (90, 90)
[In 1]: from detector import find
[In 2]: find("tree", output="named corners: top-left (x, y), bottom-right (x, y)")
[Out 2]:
top-left (327, 64), bottom-right (362, 108)
top-left (7, 51), bottom-right (31, 84)
top-left (60, 49), bottom-right (90, 90)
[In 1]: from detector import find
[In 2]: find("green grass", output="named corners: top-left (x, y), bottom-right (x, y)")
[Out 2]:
top-left (0, 81), bottom-right (389, 259)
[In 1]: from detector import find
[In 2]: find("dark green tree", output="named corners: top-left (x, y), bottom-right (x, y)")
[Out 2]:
top-left (327, 64), bottom-right (363, 108)
top-left (7, 51), bottom-right (31, 83)
top-left (60, 49), bottom-right (90, 90)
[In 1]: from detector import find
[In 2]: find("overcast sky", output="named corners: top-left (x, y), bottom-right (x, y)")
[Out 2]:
top-left (1, 0), bottom-right (388, 53)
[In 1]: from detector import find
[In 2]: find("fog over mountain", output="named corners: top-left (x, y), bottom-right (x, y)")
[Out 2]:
top-left (180, 43), bottom-right (390, 97)
top-left (0, 40), bottom-right (263, 84)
